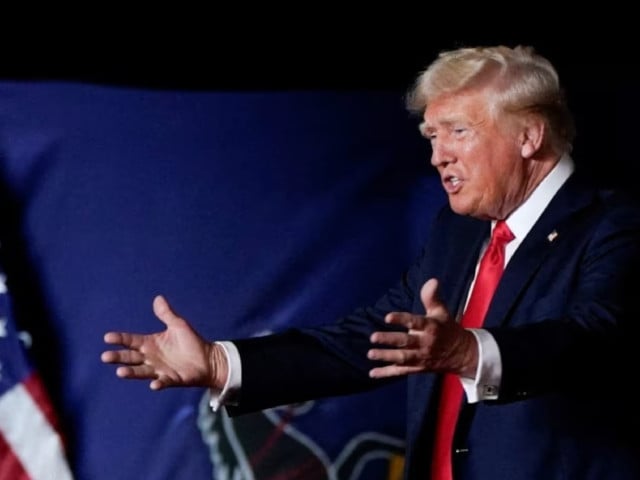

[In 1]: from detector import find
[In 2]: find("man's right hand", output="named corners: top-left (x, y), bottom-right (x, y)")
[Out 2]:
top-left (100, 295), bottom-right (228, 390)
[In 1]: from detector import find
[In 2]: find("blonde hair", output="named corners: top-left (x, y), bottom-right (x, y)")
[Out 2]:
top-left (406, 45), bottom-right (575, 153)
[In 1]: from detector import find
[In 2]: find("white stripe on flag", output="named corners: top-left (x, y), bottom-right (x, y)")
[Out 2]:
top-left (0, 382), bottom-right (74, 480)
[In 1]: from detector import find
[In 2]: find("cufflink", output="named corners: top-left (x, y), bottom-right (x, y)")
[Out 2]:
top-left (483, 385), bottom-right (498, 396)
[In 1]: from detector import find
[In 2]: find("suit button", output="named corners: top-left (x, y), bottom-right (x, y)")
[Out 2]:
top-left (454, 448), bottom-right (469, 455)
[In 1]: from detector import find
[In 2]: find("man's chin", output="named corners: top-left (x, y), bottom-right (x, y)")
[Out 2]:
top-left (448, 202), bottom-right (487, 220)
top-left (449, 200), bottom-right (472, 217)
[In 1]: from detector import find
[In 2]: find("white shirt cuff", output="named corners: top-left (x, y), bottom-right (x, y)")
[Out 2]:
top-left (460, 328), bottom-right (502, 403)
top-left (208, 341), bottom-right (241, 411)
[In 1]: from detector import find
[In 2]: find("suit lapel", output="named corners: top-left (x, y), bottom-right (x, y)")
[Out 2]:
top-left (483, 174), bottom-right (599, 328)
top-left (441, 216), bottom-right (489, 318)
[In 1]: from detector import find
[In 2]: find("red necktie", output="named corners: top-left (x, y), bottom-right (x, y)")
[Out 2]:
top-left (430, 220), bottom-right (514, 480)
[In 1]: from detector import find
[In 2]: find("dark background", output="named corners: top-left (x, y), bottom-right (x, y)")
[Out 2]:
top-left (1, 17), bottom-right (635, 91)
top-left (0, 4), bottom-right (635, 143)
top-left (2, 20), bottom-right (637, 190)
top-left (2, 18), bottom-right (637, 194)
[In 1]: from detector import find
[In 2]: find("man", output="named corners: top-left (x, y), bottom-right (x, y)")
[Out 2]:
top-left (101, 46), bottom-right (640, 479)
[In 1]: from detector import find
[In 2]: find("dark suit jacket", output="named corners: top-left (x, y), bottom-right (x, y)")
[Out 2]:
top-left (230, 173), bottom-right (640, 479)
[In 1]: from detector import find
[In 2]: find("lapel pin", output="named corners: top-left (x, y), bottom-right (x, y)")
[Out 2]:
top-left (547, 230), bottom-right (559, 243)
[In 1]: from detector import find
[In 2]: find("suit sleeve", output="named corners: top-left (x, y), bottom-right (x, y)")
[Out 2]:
top-left (225, 227), bottom-right (441, 415)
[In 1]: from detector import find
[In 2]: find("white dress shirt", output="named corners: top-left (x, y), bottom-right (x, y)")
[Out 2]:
top-left (211, 154), bottom-right (575, 410)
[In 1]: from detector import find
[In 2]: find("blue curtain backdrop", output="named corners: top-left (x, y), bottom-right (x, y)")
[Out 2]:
top-left (0, 81), bottom-right (445, 479)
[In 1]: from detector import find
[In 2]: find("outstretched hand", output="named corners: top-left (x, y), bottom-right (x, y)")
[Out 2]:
top-left (101, 295), bottom-right (227, 390)
top-left (367, 278), bottom-right (477, 379)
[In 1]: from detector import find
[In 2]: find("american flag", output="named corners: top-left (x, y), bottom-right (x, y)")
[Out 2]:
top-left (0, 271), bottom-right (74, 479)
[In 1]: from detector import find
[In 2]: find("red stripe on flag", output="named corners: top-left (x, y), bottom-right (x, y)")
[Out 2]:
top-left (0, 433), bottom-right (31, 480)
top-left (22, 373), bottom-right (64, 440)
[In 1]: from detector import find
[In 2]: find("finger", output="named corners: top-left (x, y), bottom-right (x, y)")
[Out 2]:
top-left (153, 295), bottom-right (185, 328)
top-left (420, 278), bottom-right (448, 322)
top-left (150, 375), bottom-right (172, 391)
top-left (367, 347), bottom-right (418, 364)
top-left (370, 331), bottom-right (412, 348)
top-left (150, 379), bottom-right (165, 390)
top-left (369, 364), bottom-right (423, 378)
top-left (115, 364), bottom-right (158, 380)
top-left (101, 349), bottom-right (146, 365)
top-left (384, 312), bottom-right (425, 330)
top-left (103, 331), bottom-right (145, 350)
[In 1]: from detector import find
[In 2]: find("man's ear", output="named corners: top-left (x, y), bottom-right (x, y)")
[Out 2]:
top-left (520, 117), bottom-right (545, 158)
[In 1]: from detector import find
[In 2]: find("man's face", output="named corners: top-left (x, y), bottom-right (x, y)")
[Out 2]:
top-left (422, 89), bottom-right (528, 220)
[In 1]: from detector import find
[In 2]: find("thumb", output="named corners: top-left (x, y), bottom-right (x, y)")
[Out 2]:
top-left (420, 278), bottom-right (448, 322)
top-left (153, 295), bottom-right (185, 328)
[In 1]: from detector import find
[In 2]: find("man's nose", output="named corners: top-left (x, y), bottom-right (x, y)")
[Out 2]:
top-left (431, 142), bottom-right (454, 167)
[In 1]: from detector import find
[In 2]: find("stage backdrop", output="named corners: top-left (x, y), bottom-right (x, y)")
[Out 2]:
top-left (0, 81), bottom-right (445, 480)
